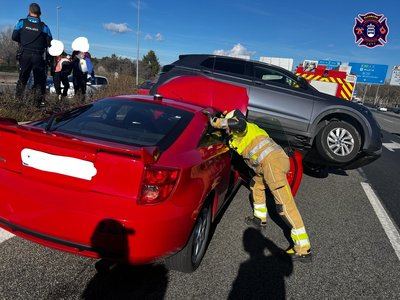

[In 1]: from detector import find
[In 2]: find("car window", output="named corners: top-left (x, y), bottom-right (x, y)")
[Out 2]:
top-left (198, 126), bottom-right (226, 147)
top-left (200, 58), bottom-right (215, 70)
top-left (48, 99), bottom-right (193, 150)
top-left (96, 77), bottom-right (108, 85)
top-left (214, 58), bottom-right (246, 76)
top-left (254, 66), bottom-right (302, 90)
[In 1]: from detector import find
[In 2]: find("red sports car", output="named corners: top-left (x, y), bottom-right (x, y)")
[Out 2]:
top-left (0, 92), bottom-right (302, 273)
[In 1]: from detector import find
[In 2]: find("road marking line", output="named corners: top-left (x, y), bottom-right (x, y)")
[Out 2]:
top-left (382, 141), bottom-right (400, 152)
top-left (382, 118), bottom-right (394, 123)
top-left (361, 182), bottom-right (400, 261)
top-left (0, 228), bottom-right (14, 244)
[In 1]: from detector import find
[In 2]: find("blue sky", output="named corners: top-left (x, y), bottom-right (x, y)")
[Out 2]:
top-left (1, 0), bottom-right (399, 70)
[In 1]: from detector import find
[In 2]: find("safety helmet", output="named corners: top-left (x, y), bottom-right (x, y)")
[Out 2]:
top-left (225, 110), bottom-right (236, 119)
top-left (224, 109), bottom-right (245, 120)
top-left (48, 40), bottom-right (64, 57)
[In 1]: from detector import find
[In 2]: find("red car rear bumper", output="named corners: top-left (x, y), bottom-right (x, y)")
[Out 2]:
top-left (0, 168), bottom-right (194, 264)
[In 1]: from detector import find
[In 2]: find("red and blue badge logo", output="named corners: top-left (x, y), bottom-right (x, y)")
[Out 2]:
top-left (353, 12), bottom-right (389, 48)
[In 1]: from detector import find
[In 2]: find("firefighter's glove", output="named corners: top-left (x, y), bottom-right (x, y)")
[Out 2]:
top-left (210, 117), bottom-right (228, 129)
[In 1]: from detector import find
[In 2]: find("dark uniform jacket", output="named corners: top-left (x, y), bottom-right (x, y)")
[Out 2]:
top-left (12, 16), bottom-right (52, 53)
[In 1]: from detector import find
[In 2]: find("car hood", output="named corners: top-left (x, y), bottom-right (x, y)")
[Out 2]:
top-left (156, 75), bottom-right (249, 114)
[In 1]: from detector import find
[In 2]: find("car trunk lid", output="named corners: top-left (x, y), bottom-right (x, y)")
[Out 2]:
top-left (0, 122), bottom-right (157, 198)
top-left (0, 121), bottom-right (159, 250)
top-left (157, 75), bottom-right (249, 114)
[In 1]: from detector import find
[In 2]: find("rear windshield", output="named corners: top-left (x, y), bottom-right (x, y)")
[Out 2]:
top-left (42, 99), bottom-right (193, 150)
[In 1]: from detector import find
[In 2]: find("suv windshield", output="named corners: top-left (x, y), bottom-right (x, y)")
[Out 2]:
top-left (38, 99), bottom-right (193, 150)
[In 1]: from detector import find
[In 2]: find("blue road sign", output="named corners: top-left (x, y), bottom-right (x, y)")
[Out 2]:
top-left (318, 60), bottom-right (341, 70)
top-left (349, 63), bottom-right (388, 84)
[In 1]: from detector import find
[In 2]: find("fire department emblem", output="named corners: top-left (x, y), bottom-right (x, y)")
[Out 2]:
top-left (353, 12), bottom-right (389, 48)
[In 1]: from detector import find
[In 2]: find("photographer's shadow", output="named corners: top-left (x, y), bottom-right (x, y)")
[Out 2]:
top-left (81, 219), bottom-right (168, 299)
top-left (229, 228), bottom-right (293, 299)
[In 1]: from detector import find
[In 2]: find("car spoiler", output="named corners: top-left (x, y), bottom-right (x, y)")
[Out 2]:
top-left (0, 121), bottom-right (160, 164)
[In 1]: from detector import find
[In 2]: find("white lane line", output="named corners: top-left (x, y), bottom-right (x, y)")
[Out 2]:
top-left (361, 182), bottom-right (400, 261)
top-left (382, 118), bottom-right (394, 123)
top-left (0, 228), bottom-right (14, 244)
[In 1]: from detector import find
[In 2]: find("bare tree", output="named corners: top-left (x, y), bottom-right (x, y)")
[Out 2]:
top-left (0, 27), bottom-right (18, 67)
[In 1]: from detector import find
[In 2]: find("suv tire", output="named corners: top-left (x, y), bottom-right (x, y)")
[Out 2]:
top-left (316, 121), bottom-right (361, 163)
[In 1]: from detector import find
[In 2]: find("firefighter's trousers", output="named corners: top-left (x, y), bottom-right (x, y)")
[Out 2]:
top-left (250, 149), bottom-right (311, 254)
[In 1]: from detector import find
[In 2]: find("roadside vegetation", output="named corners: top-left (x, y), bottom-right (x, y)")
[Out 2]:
top-left (355, 84), bottom-right (400, 108)
top-left (0, 26), bottom-right (161, 122)
top-left (0, 74), bottom-right (138, 122)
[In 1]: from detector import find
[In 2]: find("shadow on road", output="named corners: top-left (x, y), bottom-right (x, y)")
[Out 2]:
top-left (81, 219), bottom-right (169, 299)
top-left (229, 228), bottom-right (293, 299)
top-left (303, 165), bottom-right (348, 179)
top-left (82, 263), bottom-right (168, 299)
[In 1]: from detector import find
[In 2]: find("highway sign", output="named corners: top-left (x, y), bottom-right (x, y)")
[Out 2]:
top-left (318, 60), bottom-right (341, 70)
top-left (389, 66), bottom-right (400, 86)
top-left (349, 63), bottom-right (388, 84)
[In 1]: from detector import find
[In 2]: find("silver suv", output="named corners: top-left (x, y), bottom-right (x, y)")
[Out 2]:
top-left (151, 54), bottom-right (382, 169)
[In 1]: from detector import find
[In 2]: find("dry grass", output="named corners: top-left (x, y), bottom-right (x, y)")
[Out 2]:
top-left (93, 74), bottom-right (137, 99)
top-left (0, 74), bottom-right (137, 122)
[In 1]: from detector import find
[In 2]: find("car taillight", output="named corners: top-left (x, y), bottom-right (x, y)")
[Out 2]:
top-left (139, 166), bottom-right (180, 205)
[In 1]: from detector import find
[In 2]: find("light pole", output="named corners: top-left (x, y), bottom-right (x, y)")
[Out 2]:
top-left (56, 6), bottom-right (61, 40)
top-left (136, 0), bottom-right (140, 86)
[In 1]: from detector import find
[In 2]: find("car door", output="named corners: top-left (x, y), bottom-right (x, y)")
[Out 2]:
top-left (196, 128), bottom-right (232, 213)
top-left (248, 65), bottom-right (315, 138)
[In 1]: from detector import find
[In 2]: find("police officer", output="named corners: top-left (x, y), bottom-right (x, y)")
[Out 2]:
top-left (210, 110), bottom-right (312, 261)
top-left (12, 3), bottom-right (52, 105)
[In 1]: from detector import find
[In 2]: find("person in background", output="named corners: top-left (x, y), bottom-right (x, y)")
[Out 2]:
top-left (71, 37), bottom-right (94, 102)
top-left (12, 3), bottom-right (52, 106)
top-left (48, 40), bottom-right (72, 100)
top-left (52, 53), bottom-right (72, 100)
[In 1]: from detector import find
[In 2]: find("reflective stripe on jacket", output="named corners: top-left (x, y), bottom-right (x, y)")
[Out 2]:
top-left (229, 123), bottom-right (269, 155)
top-left (228, 122), bottom-right (281, 169)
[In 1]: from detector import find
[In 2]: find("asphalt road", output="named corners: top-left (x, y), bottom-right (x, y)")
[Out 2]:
top-left (1, 166), bottom-right (400, 297)
top-left (0, 109), bottom-right (399, 299)
top-left (362, 111), bottom-right (400, 228)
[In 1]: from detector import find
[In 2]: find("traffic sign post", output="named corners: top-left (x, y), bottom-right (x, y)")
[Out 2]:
top-left (349, 63), bottom-right (388, 84)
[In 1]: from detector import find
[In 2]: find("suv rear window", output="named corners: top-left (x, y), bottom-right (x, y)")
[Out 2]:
top-left (214, 58), bottom-right (246, 76)
top-left (42, 99), bottom-right (193, 150)
top-left (200, 58), bottom-right (215, 70)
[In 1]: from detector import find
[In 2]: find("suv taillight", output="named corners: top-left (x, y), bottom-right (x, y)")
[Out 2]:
top-left (139, 166), bottom-right (180, 205)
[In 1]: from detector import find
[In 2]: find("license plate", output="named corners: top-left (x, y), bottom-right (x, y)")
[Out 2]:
top-left (21, 148), bottom-right (97, 181)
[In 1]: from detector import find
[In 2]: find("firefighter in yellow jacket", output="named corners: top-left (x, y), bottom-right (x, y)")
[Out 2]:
top-left (210, 109), bottom-right (311, 261)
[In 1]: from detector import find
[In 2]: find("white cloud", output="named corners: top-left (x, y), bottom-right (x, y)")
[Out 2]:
top-left (213, 43), bottom-right (255, 59)
top-left (145, 34), bottom-right (153, 40)
top-left (103, 23), bottom-right (132, 34)
top-left (155, 33), bottom-right (164, 41)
